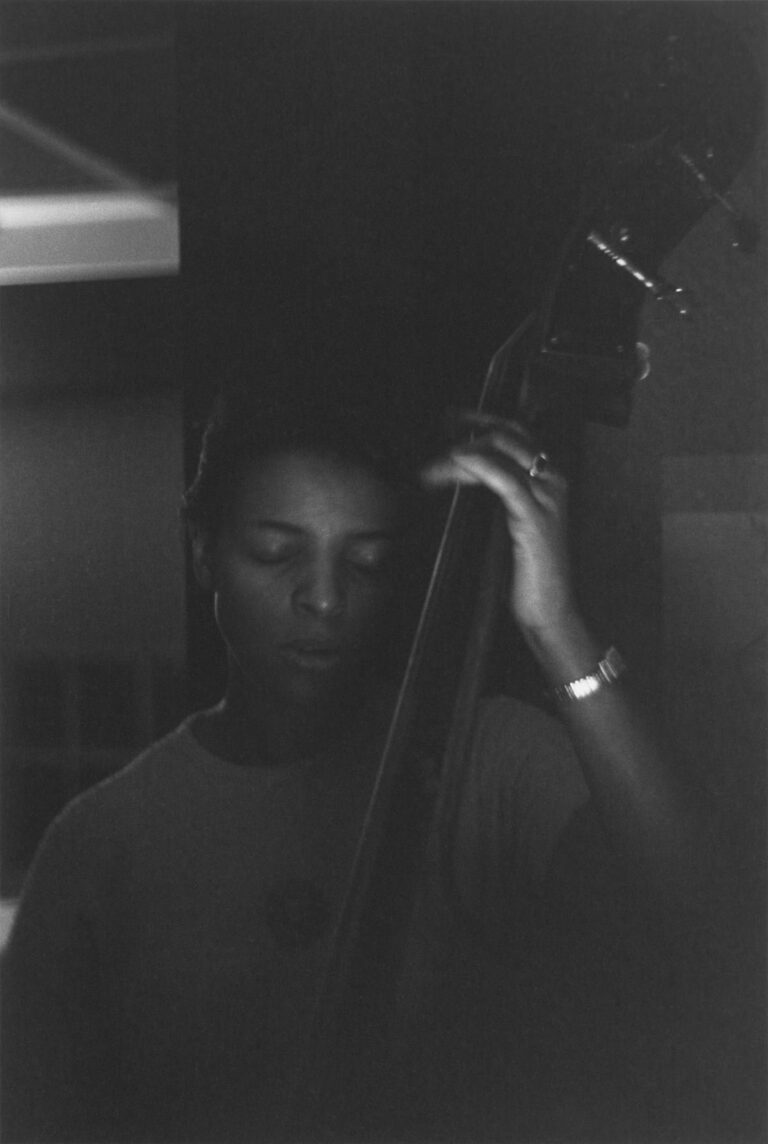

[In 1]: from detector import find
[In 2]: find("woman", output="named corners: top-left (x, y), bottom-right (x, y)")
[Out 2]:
top-left (2, 386), bottom-right (696, 1143)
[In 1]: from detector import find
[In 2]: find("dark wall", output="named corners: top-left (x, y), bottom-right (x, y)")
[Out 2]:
top-left (0, 277), bottom-right (185, 892)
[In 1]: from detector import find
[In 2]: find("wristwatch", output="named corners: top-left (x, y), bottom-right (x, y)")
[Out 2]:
top-left (551, 646), bottom-right (626, 704)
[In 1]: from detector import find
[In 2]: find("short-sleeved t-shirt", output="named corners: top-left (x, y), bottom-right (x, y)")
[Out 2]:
top-left (3, 694), bottom-right (589, 1143)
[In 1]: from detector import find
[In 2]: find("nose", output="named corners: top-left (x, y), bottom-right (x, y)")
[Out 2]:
top-left (292, 558), bottom-right (346, 620)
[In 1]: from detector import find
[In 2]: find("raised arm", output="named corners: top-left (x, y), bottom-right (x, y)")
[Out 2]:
top-left (423, 413), bottom-right (700, 910)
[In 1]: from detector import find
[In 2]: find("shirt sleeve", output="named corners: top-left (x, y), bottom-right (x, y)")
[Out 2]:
top-left (1, 793), bottom-right (119, 1142)
top-left (445, 696), bottom-right (591, 927)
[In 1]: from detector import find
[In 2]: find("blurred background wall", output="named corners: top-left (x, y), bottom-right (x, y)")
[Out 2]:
top-left (0, 4), bottom-right (182, 894)
top-left (0, 284), bottom-right (184, 893)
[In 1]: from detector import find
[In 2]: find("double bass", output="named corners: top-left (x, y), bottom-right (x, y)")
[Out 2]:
top-left (282, 5), bottom-right (762, 1134)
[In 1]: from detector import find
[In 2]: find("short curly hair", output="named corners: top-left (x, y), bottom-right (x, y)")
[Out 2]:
top-left (182, 383), bottom-right (415, 538)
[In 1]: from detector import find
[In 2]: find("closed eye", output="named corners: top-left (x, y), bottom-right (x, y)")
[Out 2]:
top-left (247, 545), bottom-right (300, 564)
top-left (345, 539), bottom-right (394, 577)
top-left (242, 526), bottom-right (304, 564)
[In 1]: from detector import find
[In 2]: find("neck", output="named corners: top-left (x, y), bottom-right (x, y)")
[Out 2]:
top-left (202, 675), bottom-right (371, 768)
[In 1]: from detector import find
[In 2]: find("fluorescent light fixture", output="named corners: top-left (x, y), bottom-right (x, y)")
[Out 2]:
top-left (0, 189), bottom-right (179, 284)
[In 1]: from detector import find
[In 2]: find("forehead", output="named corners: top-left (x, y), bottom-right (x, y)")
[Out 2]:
top-left (228, 450), bottom-right (400, 532)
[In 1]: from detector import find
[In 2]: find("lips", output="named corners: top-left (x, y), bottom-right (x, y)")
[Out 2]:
top-left (285, 639), bottom-right (342, 654)
top-left (281, 640), bottom-right (343, 670)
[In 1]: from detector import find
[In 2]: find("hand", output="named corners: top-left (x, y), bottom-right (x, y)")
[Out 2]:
top-left (422, 413), bottom-right (578, 636)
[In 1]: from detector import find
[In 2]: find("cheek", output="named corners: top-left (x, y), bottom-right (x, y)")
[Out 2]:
top-left (213, 565), bottom-right (288, 644)
top-left (345, 580), bottom-right (394, 636)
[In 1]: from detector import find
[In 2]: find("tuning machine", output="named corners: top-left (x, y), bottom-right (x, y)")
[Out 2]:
top-left (586, 229), bottom-right (695, 320)
top-left (672, 144), bottom-right (760, 254)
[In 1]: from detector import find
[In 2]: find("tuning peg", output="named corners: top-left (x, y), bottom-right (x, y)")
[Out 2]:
top-left (650, 282), bottom-right (696, 320)
top-left (587, 230), bottom-right (695, 320)
top-left (635, 341), bottom-right (652, 382)
top-left (673, 145), bottom-right (760, 253)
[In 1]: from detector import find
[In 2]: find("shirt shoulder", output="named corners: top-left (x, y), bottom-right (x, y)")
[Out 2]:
top-left (7, 723), bottom-right (200, 938)
top-left (473, 694), bottom-right (587, 799)
top-left (60, 718), bottom-right (211, 827)
top-left (474, 692), bottom-right (577, 762)
top-left (461, 695), bottom-right (590, 886)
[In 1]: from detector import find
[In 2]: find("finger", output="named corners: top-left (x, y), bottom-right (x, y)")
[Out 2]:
top-left (443, 410), bottom-right (545, 477)
top-left (422, 450), bottom-right (533, 501)
top-left (451, 411), bottom-right (534, 451)
top-left (421, 456), bottom-right (484, 488)
top-left (424, 436), bottom-right (528, 487)
top-left (446, 451), bottom-right (540, 516)
top-left (484, 430), bottom-right (540, 474)
top-left (424, 436), bottom-right (566, 509)
top-left (452, 409), bottom-right (533, 435)
top-left (454, 432), bottom-right (563, 489)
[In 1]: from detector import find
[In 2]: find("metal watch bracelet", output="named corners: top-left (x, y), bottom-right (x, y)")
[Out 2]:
top-left (551, 646), bottom-right (626, 704)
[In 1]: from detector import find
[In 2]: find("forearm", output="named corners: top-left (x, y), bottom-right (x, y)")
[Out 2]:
top-left (522, 610), bottom-right (701, 909)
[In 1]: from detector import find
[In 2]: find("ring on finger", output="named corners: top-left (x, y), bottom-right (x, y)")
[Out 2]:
top-left (527, 451), bottom-right (550, 481)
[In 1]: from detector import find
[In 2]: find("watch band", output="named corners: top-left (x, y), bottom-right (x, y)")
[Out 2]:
top-left (551, 646), bottom-right (626, 704)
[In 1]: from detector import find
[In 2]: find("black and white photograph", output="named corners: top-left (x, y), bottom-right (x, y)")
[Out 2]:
top-left (1, 3), bottom-right (765, 1142)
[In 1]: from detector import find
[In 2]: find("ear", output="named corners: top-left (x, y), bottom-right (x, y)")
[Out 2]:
top-left (190, 525), bottom-right (216, 592)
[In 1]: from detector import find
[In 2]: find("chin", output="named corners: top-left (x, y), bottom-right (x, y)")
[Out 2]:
top-left (237, 645), bottom-right (376, 709)
top-left (289, 661), bottom-right (374, 710)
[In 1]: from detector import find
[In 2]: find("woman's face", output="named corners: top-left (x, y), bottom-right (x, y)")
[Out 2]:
top-left (197, 450), bottom-right (400, 709)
